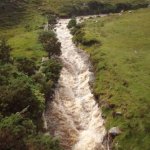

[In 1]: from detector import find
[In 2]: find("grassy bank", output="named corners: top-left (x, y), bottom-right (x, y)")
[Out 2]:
top-left (73, 8), bottom-right (150, 150)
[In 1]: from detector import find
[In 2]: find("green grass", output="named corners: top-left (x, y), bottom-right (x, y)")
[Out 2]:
top-left (0, 1), bottom-right (47, 60)
top-left (77, 8), bottom-right (150, 150)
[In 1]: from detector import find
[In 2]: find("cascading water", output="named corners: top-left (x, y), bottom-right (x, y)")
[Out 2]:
top-left (45, 19), bottom-right (106, 150)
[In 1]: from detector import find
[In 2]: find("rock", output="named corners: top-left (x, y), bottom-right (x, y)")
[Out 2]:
top-left (116, 111), bottom-right (122, 116)
top-left (42, 57), bottom-right (49, 62)
top-left (112, 111), bottom-right (122, 118)
top-left (109, 127), bottom-right (121, 136)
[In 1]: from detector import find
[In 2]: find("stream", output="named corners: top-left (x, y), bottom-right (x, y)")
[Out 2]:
top-left (45, 18), bottom-right (106, 150)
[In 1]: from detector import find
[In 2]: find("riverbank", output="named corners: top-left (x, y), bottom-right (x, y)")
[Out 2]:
top-left (72, 8), bottom-right (150, 150)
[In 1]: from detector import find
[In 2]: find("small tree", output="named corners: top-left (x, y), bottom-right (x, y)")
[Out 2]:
top-left (39, 31), bottom-right (61, 58)
top-left (0, 39), bottom-right (12, 63)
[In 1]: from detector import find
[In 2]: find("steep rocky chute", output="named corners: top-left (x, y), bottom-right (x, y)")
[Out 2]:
top-left (45, 19), bottom-right (106, 150)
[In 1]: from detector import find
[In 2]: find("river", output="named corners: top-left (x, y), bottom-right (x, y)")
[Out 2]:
top-left (45, 19), bottom-right (106, 150)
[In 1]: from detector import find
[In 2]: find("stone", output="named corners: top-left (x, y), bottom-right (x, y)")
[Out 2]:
top-left (42, 57), bottom-right (49, 62)
top-left (109, 127), bottom-right (121, 136)
top-left (115, 111), bottom-right (122, 116)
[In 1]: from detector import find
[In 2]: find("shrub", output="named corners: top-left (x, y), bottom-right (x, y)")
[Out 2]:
top-left (41, 59), bottom-right (62, 83)
top-left (0, 113), bottom-right (35, 150)
top-left (39, 31), bottom-right (61, 58)
top-left (27, 134), bottom-right (62, 150)
top-left (82, 38), bottom-right (100, 46)
top-left (15, 57), bottom-right (37, 76)
top-left (0, 114), bottom-right (62, 150)
top-left (0, 39), bottom-right (12, 63)
top-left (59, 1), bottom-right (149, 17)
top-left (73, 30), bottom-right (85, 44)
top-left (67, 17), bottom-right (77, 29)
top-left (0, 65), bottom-right (45, 122)
top-left (47, 14), bottom-right (57, 26)
top-left (116, 3), bottom-right (132, 12)
top-left (87, 1), bottom-right (104, 13)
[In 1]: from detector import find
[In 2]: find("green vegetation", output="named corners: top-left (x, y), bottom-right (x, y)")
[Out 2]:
top-left (0, 38), bottom-right (62, 149)
top-left (0, 0), bottom-right (52, 60)
top-left (47, 0), bottom-right (149, 17)
top-left (0, 39), bottom-right (12, 63)
top-left (67, 17), bottom-right (77, 29)
top-left (0, 1), bottom-right (62, 149)
top-left (0, 113), bottom-right (62, 150)
top-left (38, 31), bottom-right (61, 58)
top-left (72, 8), bottom-right (150, 150)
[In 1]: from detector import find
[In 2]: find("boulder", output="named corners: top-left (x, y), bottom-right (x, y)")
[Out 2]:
top-left (42, 57), bottom-right (49, 62)
top-left (116, 111), bottom-right (122, 116)
top-left (109, 127), bottom-right (121, 136)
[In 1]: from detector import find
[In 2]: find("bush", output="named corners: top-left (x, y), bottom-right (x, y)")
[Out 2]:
top-left (39, 31), bottom-right (61, 58)
top-left (67, 17), bottom-right (77, 29)
top-left (47, 14), bottom-right (57, 26)
top-left (116, 3), bottom-right (132, 12)
top-left (41, 59), bottom-right (62, 83)
top-left (82, 38), bottom-right (100, 46)
top-left (0, 113), bottom-right (35, 150)
top-left (0, 113), bottom-right (62, 150)
top-left (41, 59), bottom-right (62, 100)
top-left (15, 57), bottom-right (37, 76)
top-left (87, 1), bottom-right (104, 13)
top-left (0, 39), bottom-right (12, 63)
top-left (27, 134), bottom-right (62, 150)
top-left (0, 64), bottom-right (45, 123)
top-left (73, 30), bottom-right (85, 44)
top-left (59, 1), bottom-right (149, 17)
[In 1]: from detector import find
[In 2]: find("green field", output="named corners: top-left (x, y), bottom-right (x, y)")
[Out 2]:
top-left (0, 1), bottom-right (48, 60)
top-left (75, 8), bottom-right (150, 150)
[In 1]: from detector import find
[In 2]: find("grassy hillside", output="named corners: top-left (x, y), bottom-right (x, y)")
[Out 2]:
top-left (0, 0), bottom-right (49, 60)
top-left (73, 8), bottom-right (150, 150)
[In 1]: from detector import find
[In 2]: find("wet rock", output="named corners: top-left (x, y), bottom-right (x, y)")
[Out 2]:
top-left (42, 57), bottom-right (49, 62)
top-left (109, 127), bottom-right (121, 136)
top-left (116, 111), bottom-right (122, 115)
top-left (112, 111), bottom-right (122, 117)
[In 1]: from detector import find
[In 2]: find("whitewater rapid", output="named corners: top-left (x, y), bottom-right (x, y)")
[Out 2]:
top-left (45, 19), bottom-right (106, 150)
